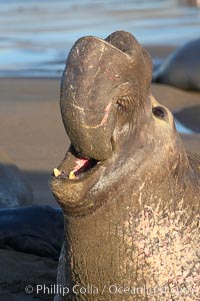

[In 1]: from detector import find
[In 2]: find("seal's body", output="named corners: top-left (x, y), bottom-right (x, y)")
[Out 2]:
top-left (50, 31), bottom-right (200, 300)
top-left (153, 38), bottom-right (200, 91)
top-left (0, 150), bottom-right (33, 208)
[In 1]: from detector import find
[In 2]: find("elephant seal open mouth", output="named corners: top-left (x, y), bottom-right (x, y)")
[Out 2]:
top-left (50, 31), bottom-right (200, 301)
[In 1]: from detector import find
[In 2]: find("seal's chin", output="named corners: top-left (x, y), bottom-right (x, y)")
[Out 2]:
top-left (52, 145), bottom-right (100, 182)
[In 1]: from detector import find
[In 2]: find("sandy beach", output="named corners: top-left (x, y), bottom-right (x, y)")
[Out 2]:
top-left (0, 78), bottom-right (66, 207)
top-left (0, 75), bottom-right (199, 208)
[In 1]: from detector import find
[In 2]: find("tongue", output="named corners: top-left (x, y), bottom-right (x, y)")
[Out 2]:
top-left (69, 158), bottom-right (89, 180)
top-left (74, 158), bottom-right (89, 172)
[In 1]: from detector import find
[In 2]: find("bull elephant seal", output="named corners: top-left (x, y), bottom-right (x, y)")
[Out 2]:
top-left (153, 38), bottom-right (200, 91)
top-left (0, 150), bottom-right (33, 208)
top-left (50, 31), bottom-right (200, 301)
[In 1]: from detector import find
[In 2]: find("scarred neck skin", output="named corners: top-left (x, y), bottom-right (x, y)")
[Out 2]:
top-left (62, 160), bottom-right (199, 301)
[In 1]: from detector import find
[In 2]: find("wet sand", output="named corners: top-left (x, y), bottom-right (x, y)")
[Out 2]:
top-left (0, 77), bottom-right (199, 207)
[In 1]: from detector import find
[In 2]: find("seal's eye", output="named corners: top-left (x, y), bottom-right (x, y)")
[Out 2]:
top-left (152, 106), bottom-right (166, 119)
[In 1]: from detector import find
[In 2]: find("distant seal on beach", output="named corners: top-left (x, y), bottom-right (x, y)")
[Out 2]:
top-left (0, 205), bottom-right (63, 259)
top-left (0, 150), bottom-right (33, 208)
top-left (153, 38), bottom-right (200, 91)
top-left (50, 31), bottom-right (200, 300)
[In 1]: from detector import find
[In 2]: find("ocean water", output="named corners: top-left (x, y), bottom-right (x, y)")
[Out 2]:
top-left (0, 0), bottom-right (200, 77)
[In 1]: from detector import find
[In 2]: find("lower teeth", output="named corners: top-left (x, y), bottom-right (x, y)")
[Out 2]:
top-left (69, 171), bottom-right (76, 180)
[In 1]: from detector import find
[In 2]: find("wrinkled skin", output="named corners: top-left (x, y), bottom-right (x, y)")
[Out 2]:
top-left (50, 31), bottom-right (200, 301)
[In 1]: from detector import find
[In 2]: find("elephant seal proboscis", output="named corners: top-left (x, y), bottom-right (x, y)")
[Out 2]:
top-left (153, 38), bottom-right (200, 91)
top-left (50, 31), bottom-right (200, 301)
